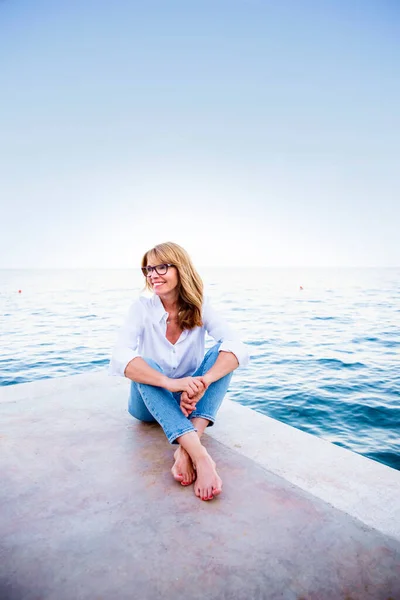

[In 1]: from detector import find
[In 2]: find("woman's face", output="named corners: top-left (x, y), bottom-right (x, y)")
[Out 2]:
top-left (146, 258), bottom-right (180, 298)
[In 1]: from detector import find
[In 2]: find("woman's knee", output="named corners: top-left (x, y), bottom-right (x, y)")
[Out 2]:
top-left (128, 381), bottom-right (156, 422)
top-left (128, 405), bottom-right (156, 422)
top-left (193, 343), bottom-right (222, 376)
top-left (204, 343), bottom-right (222, 360)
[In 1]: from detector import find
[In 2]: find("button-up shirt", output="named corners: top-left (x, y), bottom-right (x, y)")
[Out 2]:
top-left (109, 294), bottom-right (249, 379)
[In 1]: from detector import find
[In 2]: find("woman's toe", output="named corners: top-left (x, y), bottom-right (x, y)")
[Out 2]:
top-left (171, 466), bottom-right (184, 482)
top-left (212, 484), bottom-right (222, 496)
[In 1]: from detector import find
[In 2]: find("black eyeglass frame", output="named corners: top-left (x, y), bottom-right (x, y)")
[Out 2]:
top-left (141, 263), bottom-right (174, 277)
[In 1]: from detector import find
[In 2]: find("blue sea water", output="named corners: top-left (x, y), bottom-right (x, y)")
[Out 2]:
top-left (1, 267), bottom-right (399, 471)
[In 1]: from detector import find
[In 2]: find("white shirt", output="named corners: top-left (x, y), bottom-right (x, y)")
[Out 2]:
top-left (108, 294), bottom-right (249, 379)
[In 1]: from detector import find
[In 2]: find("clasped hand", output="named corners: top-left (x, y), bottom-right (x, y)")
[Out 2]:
top-left (166, 375), bottom-right (209, 417)
top-left (180, 377), bottom-right (207, 416)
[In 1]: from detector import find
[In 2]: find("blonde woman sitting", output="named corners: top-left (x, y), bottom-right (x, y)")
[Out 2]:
top-left (109, 242), bottom-right (249, 501)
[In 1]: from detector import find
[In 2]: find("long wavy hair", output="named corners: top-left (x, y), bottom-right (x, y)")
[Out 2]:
top-left (141, 242), bottom-right (204, 330)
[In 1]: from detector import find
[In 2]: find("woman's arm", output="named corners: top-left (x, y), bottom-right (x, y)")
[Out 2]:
top-left (109, 299), bottom-right (144, 377)
top-left (202, 297), bottom-right (250, 371)
top-left (125, 356), bottom-right (205, 396)
top-left (201, 350), bottom-right (239, 386)
top-left (179, 351), bottom-right (239, 416)
top-left (124, 356), bottom-right (167, 387)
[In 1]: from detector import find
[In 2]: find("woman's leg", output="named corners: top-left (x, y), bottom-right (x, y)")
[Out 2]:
top-left (128, 381), bottom-right (156, 423)
top-left (127, 358), bottom-right (196, 444)
top-left (171, 417), bottom-right (214, 487)
top-left (190, 343), bottom-right (233, 426)
top-left (172, 344), bottom-right (234, 496)
top-left (177, 431), bottom-right (222, 501)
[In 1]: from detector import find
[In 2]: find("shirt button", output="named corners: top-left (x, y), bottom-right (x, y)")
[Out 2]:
top-left (172, 349), bottom-right (176, 353)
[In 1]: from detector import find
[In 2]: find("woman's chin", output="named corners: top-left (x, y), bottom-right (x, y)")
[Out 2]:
top-left (152, 285), bottom-right (164, 294)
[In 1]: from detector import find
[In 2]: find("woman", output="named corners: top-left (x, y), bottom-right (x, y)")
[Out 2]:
top-left (109, 242), bottom-right (249, 501)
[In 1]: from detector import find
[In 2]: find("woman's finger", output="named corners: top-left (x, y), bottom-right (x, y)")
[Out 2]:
top-left (194, 377), bottom-right (207, 390)
top-left (182, 401), bottom-right (195, 411)
top-left (187, 380), bottom-right (199, 394)
top-left (181, 405), bottom-right (193, 416)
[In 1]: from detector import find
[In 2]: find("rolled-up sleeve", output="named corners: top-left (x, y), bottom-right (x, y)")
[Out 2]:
top-left (108, 299), bottom-right (145, 377)
top-left (202, 298), bottom-right (250, 368)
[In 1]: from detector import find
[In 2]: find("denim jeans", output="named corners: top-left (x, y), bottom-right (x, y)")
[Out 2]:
top-left (128, 343), bottom-right (233, 444)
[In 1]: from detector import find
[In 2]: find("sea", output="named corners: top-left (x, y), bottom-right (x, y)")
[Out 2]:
top-left (1, 267), bottom-right (399, 471)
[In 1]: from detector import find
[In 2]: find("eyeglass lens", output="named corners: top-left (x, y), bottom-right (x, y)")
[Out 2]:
top-left (142, 264), bottom-right (169, 276)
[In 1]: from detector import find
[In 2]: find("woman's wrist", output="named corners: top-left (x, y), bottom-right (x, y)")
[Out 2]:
top-left (202, 373), bottom-right (214, 387)
top-left (162, 375), bottom-right (173, 391)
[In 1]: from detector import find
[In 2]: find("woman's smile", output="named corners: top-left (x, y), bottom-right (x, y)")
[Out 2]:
top-left (147, 263), bottom-right (179, 295)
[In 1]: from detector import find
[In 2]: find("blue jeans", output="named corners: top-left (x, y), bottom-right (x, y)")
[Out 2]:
top-left (128, 344), bottom-right (233, 444)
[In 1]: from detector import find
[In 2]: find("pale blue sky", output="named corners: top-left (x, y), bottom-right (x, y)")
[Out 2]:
top-left (1, 0), bottom-right (399, 267)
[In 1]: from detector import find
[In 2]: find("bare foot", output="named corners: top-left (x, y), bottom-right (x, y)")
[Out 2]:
top-left (193, 450), bottom-right (222, 501)
top-left (171, 446), bottom-right (196, 486)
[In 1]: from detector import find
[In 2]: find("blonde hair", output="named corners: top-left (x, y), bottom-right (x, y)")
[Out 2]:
top-left (141, 242), bottom-right (204, 330)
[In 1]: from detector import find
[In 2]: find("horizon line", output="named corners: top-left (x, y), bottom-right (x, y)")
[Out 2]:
top-left (1, 265), bottom-right (399, 270)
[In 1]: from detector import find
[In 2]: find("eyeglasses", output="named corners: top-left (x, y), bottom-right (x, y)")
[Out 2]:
top-left (141, 263), bottom-right (174, 277)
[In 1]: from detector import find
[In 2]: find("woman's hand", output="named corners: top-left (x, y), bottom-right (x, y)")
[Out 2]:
top-left (180, 391), bottom-right (197, 417)
top-left (165, 376), bottom-right (204, 397)
top-left (179, 376), bottom-right (210, 416)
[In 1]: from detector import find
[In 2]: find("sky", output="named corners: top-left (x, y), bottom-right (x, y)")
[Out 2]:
top-left (0, 0), bottom-right (399, 268)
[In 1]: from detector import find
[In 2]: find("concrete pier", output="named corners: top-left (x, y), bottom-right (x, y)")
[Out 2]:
top-left (1, 371), bottom-right (399, 600)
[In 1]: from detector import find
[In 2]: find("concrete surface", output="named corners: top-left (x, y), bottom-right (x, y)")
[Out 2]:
top-left (211, 399), bottom-right (400, 541)
top-left (1, 371), bottom-right (399, 600)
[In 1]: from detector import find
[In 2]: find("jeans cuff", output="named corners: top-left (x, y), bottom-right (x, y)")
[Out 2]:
top-left (169, 425), bottom-right (196, 445)
top-left (189, 412), bottom-right (215, 427)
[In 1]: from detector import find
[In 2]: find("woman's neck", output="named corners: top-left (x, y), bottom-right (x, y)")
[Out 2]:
top-left (159, 293), bottom-right (179, 313)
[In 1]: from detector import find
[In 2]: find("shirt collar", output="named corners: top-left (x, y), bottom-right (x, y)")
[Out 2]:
top-left (151, 294), bottom-right (169, 323)
top-left (151, 294), bottom-right (189, 343)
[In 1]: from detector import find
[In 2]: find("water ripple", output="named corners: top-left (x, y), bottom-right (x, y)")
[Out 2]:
top-left (316, 358), bottom-right (365, 370)
top-left (1, 267), bottom-right (399, 470)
